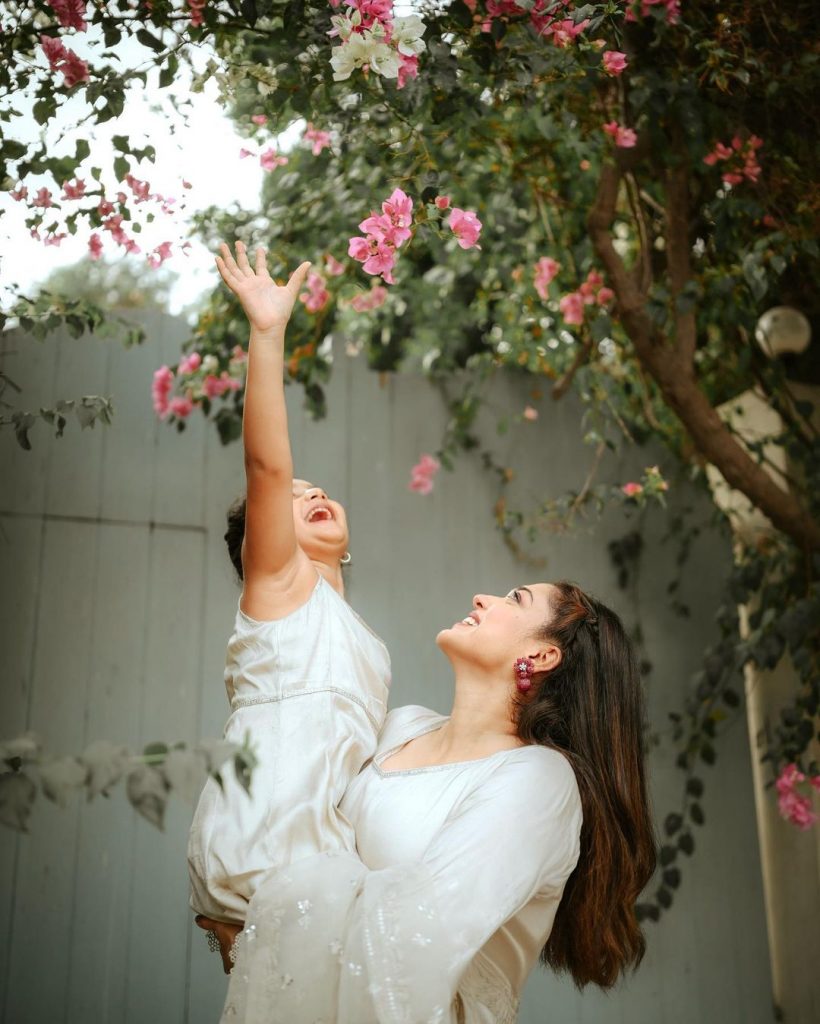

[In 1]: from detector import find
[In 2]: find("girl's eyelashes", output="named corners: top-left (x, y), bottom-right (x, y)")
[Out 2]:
top-left (507, 589), bottom-right (521, 604)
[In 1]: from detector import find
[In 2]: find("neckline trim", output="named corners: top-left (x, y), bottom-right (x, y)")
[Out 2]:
top-left (373, 717), bottom-right (526, 777)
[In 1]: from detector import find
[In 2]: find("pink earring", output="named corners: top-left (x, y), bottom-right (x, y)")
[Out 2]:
top-left (514, 657), bottom-right (535, 692)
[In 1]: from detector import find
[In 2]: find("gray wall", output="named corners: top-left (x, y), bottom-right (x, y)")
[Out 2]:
top-left (0, 313), bottom-right (774, 1023)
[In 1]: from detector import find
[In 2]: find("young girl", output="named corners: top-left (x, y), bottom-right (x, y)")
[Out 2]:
top-left (186, 241), bottom-right (391, 937)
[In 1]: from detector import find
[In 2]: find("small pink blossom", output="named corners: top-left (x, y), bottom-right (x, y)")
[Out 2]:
top-left (229, 345), bottom-right (248, 365)
top-left (304, 123), bottom-right (332, 155)
top-left (60, 49), bottom-right (90, 88)
top-left (126, 174), bottom-right (151, 202)
top-left (61, 178), bottom-right (86, 200)
top-left (543, 17), bottom-right (590, 48)
top-left (602, 121), bottom-right (637, 148)
top-left (97, 198), bottom-right (114, 216)
top-left (202, 373), bottom-right (240, 399)
top-left (523, 406), bottom-right (539, 422)
top-left (579, 159), bottom-right (591, 171)
top-left (41, 34), bottom-right (67, 69)
top-left (10, 186), bottom-right (28, 202)
top-left (559, 291), bottom-right (585, 325)
top-left (775, 763), bottom-right (818, 831)
top-left (44, 232), bottom-right (68, 247)
top-left (534, 256), bottom-right (561, 299)
top-left (260, 148), bottom-right (288, 172)
top-left (169, 395), bottom-right (195, 418)
top-left (32, 188), bottom-right (53, 208)
top-left (448, 207), bottom-right (482, 250)
top-left (48, 0), bottom-right (87, 31)
top-left (602, 51), bottom-right (628, 76)
top-left (597, 286), bottom-right (615, 305)
top-left (188, 0), bottom-right (207, 27)
top-left (397, 53), bottom-right (419, 89)
top-left (350, 284), bottom-right (388, 312)
top-left (182, 179), bottom-right (192, 189)
top-left (625, 0), bottom-right (680, 24)
top-left (621, 482), bottom-right (643, 498)
top-left (434, 195), bottom-right (451, 210)
top-left (147, 241), bottom-right (172, 268)
top-left (409, 453), bottom-right (440, 495)
top-left (239, 148), bottom-right (254, 159)
top-left (325, 254), bottom-right (345, 276)
top-left (299, 271), bottom-right (331, 314)
top-left (178, 351), bottom-right (202, 375)
top-left (251, 114), bottom-right (268, 125)
top-left (88, 233), bottom-right (103, 260)
top-left (152, 365), bottom-right (175, 418)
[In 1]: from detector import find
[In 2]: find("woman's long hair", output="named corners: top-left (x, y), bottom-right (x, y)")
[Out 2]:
top-left (514, 580), bottom-right (658, 990)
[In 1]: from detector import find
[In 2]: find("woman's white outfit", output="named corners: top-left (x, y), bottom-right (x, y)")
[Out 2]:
top-left (187, 571), bottom-right (391, 924)
top-left (221, 704), bottom-right (584, 1023)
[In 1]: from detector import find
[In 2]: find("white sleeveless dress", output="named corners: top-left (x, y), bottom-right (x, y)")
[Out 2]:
top-left (187, 571), bottom-right (391, 924)
top-left (221, 704), bottom-right (584, 1023)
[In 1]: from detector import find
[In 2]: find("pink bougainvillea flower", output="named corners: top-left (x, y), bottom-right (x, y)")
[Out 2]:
top-left (10, 186), bottom-right (28, 202)
top-left (299, 271), bottom-right (331, 313)
top-left (304, 122), bottom-right (332, 155)
top-left (559, 291), bottom-right (585, 325)
top-left (60, 49), bottom-right (90, 87)
top-left (88, 233), bottom-right (103, 260)
top-left (44, 232), bottom-right (68, 247)
top-left (61, 178), bottom-right (86, 200)
top-left (239, 148), bottom-right (254, 159)
top-left (251, 114), bottom-right (268, 125)
top-left (534, 256), bottom-right (561, 299)
top-left (182, 179), bottom-right (193, 189)
top-left (125, 174), bottom-right (151, 203)
top-left (409, 453), bottom-right (440, 495)
top-left (597, 286), bottom-right (615, 305)
top-left (178, 351), bottom-right (202, 375)
top-left (32, 187), bottom-right (53, 208)
top-left (41, 34), bottom-right (67, 69)
top-left (625, 0), bottom-right (680, 24)
top-left (523, 406), bottom-right (539, 422)
top-left (147, 241), bottom-right (173, 268)
top-left (602, 121), bottom-right (637, 148)
top-left (621, 482), bottom-right (643, 498)
top-left (229, 344), bottom-right (248, 365)
top-left (579, 269), bottom-right (605, 304)
top-left (350, 284), bottom-right (388, 312)
top-left (152, 365), bottom-right (175, 418)
top-left (434, 195), bottom-right (451, 210)
top-left (48, 0), bottom-right (87, 31)
top-left (325, 254), bottom-right (345, 276)
top-left (602, 50), bottom-right (628, 76)
top-left (775, 763), bottom-right (818, 829)
top-left (169, 395), bottom-right (195, 418)
top-left (260, 148), bottom-right (288, 172)
top-left (397, 53), bottom-right (419, 89)
top-left (188, 0), bottom-right (207, 27)
top-left (544, 17), bottom-right (590, 48)
top-left (448, 207), bottom-right (482, 249)
top-left (202, 372), bottom-right (240, 399)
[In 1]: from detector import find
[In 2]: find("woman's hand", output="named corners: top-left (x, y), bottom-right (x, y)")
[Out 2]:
top-left (195, 913), bottom-right (244, 975)
top-left (215, 240), bottom-right (311, 336)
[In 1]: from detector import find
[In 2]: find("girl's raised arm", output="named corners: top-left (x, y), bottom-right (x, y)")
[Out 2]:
top-left (215, 241), bottom-right (313, 613)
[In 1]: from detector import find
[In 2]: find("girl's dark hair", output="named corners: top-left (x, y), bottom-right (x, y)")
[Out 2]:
top-left (514, 580), bottom-right (658, 991)
top-left (225, 495), bottom-right (247, 582)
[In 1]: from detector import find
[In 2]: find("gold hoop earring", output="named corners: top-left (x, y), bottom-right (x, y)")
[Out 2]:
top-left (341, 552), bottom-right (352, 565)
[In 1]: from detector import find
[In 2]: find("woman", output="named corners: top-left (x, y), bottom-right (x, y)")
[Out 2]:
top-left (205, 575), bottom-right (657, 1021)
top-left (187, 242), bottom-right (391, 928)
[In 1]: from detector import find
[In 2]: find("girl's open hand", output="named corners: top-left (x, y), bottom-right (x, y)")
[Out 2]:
top-left (215, 241), bottom-right (311, 335)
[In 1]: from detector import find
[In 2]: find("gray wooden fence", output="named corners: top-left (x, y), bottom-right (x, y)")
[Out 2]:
top-left (0, 313), bottom-right (774, 1023)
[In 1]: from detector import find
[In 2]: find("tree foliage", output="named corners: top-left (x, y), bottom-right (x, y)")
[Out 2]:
top-left (2, 0), bottom-right (819, 913)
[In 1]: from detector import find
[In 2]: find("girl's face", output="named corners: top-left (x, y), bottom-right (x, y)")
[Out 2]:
top-left (437, 583), bottom-right (561, 679)
top-left (291, 479), bottom-right (349, 559)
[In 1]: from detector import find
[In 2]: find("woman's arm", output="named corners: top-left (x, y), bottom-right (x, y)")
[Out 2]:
top-left (215, 242), bottom-right (313, 615)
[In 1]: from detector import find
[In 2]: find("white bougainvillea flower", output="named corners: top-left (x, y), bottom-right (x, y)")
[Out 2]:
top-left (331, 28), bottom-right (400, 81)
top-left (392, 15), bottom-right (427, 57)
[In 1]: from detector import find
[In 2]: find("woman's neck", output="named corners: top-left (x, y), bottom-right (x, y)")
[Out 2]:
top-left (313, 558), bottom-right (345, 598)
top-left (434, 671), bottom-right (522, 756)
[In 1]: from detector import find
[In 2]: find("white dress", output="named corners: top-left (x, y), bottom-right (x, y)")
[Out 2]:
top-left (187, 571), bottom-right (391, 924)
top-left (221, 704), bottom-right (584, 1023)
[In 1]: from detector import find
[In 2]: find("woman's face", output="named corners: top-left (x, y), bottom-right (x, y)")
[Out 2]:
top-left (437, 583), bottom-right (561, 679)
top-left (291, 479), bottom-right (349, 559)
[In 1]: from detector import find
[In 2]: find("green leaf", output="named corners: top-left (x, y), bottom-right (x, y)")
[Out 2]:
top-left (136, 28), bottom-right (165, 52)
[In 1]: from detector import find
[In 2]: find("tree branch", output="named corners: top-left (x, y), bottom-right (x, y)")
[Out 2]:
top-left (588, 161), bottom-right (820, 551)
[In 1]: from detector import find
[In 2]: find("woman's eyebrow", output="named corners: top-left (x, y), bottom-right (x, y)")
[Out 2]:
top-left (520, 586), bottom-right (534, 602)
